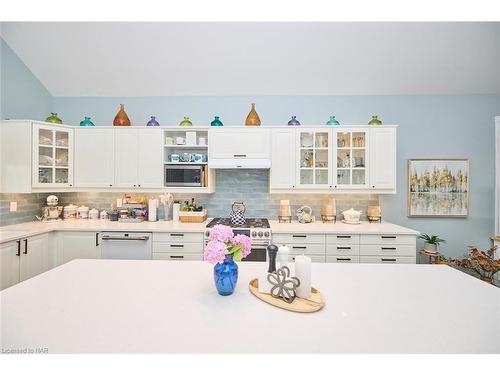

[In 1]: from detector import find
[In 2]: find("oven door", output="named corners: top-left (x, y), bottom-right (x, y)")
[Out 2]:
top-left (164, 165), bottom-right (202, 187)
top-left (241, 243), bottom-right (268, 262)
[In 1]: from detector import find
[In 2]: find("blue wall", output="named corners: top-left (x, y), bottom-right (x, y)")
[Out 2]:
top-left (0, 38), bottom-right (52, 120)
top-left (52, 95), bottom-right (500, 256)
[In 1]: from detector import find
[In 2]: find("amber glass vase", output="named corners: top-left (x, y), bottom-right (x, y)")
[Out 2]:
top-left (245, 103), bottom-right (261, 126)
top-left (113, 104), bottom-right (131, 126)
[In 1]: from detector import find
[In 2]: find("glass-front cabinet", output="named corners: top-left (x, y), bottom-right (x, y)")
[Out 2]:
top-left (32, 124), bottom-right (74, 187)
top-left (296, 129), bottom-right (332, 188)
top-left (334, 129), bottom-right (368, 188)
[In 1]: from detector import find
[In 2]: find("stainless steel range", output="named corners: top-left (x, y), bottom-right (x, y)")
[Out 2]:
top-left (205, 218), bottom-right (271, 262)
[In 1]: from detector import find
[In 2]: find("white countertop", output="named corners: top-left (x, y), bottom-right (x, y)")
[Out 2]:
top-left (1, 260), bottom-right (498, 353)
top-left (0, 219), bottom-right (418, 243)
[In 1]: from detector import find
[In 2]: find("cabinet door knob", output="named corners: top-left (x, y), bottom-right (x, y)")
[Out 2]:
top-left (109, 184), bottom-right (113, 187)
top-left (133, 184), bottom-right (136, 187)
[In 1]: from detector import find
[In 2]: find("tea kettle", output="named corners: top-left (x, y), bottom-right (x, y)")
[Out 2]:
top-left (230, 201), bottom-right (246, 225)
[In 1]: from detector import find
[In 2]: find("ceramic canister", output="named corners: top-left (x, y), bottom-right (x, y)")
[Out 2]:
top-left (63, 204), bottom-right (78, 219)
top-left (77, 206), bottom-right (89, 219)
top-left (89, 208), bottom-right (99, 220)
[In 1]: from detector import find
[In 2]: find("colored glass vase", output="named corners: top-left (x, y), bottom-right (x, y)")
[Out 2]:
top-left (245, 103), bottom-right (261, 126)
top-left (287, 115), bottom-right (301, 126)
top-left (368, 115), bottom-right (383, 126)
top-left (179, 116), bottom-right (193, 127)
top-left (45, 112), bottom-right (62, 124)
top-left (213, 254), bottom-right (238, 296)
top-left (326, 116), bottom-right (340, 125)
top-left (211, 116), bottom-right (223, 126)
top-left (146, 116), bottom-right (160, 126)
top-left (113, 104), bottom-right (131, 126)
top-left (79, 116), bottom-right (95, 126)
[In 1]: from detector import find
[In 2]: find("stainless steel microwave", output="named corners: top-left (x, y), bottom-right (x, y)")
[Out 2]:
top-left (164, 165), bottom-right (203, 187)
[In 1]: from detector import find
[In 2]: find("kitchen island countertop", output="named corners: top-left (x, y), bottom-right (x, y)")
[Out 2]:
top-left (1, 259), bottom-right (498, 353)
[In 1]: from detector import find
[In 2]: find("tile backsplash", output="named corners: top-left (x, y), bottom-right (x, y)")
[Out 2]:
top-left (0, 170), bottom-right (379, 225)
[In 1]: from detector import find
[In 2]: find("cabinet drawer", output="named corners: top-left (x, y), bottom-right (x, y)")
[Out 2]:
top-left (360, 234), bottom-right (416, 245)
top-left (153, 242), bottom-right (203, 254)
top-left (284, 243), bottom-right (325, 255)
top-left (326, 256), bottom-right (360, 263)
top-left (326, 234), bottom-right (360, 245)
top-left (153, 253), bottom-right (202, 261)
top-left (360, 244), bottom-right (416, 257)
top-left (153, 232), bottom-right (203, 243)
top-left (360, 256), bottom-right (416, 264)
top-left (273, 233), bottom-right (325, 244)
top-left (326, 244), bottom-right (360, 256)
top-left (291, 255), bottom-right (325, 263)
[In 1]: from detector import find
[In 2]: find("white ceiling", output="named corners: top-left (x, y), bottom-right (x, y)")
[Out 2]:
top-left (1, 22), bottom-right (500, 96)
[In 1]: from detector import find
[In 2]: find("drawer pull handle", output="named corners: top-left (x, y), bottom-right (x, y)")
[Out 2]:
top-left (233, 154), bottom-right (247, 158)
top-left (336, 258), bottom-right (351, 261)
top-left (292, 246), bottom-right (307, 249)
top-left (292, 235), bottom-right (307, 238)
top-left (170, 255), bottom-right (184, 259)
top-left (337, 246), bottom-right (351, 250)
top-left (23, 239), bottom-right (28, 254)
top-left (337, 235), bottom-right (351, 239)
top-left (170, 244), bottom-right (184, 248)
top-left (16, 240), bottom-right (21, 256)
top-left (381, 258), bottom-right (397, 262)
top-left (381, 236), bottom-right (397, 239)
top-left (381, 247), bottom-right (397, 250)
top-left (170, 233), bottom-right (184, 237)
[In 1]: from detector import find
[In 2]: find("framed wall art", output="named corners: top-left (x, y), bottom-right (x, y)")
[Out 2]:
top-left (408, 158), bottom-right (469, 217)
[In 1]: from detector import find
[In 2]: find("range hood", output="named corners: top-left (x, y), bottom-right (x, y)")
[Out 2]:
top-left (208, 158), bottom-right (271, 169)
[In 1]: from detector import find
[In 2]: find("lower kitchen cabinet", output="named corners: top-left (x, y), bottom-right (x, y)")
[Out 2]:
top-left (152, 231), bottom-right (204, 261)
top-left (0, 234), bottom-right (49, 291)
top-left (57, 231), bottom-right (101, 265)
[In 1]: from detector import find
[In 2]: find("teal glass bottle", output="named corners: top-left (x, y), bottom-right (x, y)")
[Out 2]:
top-left (326, 116), bottom-right (340, 125)
top-left (368, 115), bottom-right (383, 125)
top-left (211, 116), bottom-right (223, 126)
top-left (79, 116), bottom-right (95, 126)
top-left (179, 116), bottom-right (193, 127)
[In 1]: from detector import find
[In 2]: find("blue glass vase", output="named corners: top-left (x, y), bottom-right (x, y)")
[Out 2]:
top-left (214, 254), bottom-right (238, 296)
top-left (147, 116), bottom-right (160, 126)
top-left (287, 115), bottom-right (301, 126)
top-left (326, 116), bottom-right (340, 125)
top-left (211, 116), bottom-right (223, 126)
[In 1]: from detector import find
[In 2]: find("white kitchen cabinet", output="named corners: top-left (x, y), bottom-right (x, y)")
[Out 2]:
top-left (270, 128), bottom-right (296, 189)
top-left (152, 231), bottom-right (203, 261)
top-left (57, 231), bottom-right (101, 265)
top-left (369, 127), bottom-right (396, 191)
top-left (114, 129), bottom-right (139, 188)
top-left (74, 128), bottom-right (115, 187)
top-left (32, 123), bottom-right (74, 188)
top-left (333, 128), bottom-right (369, 189)
top-left (0, 234), bottom-right (49, 291)
top-left (209, 128), bottom-right (270, 159)
top-left (296, 128), bottom-right (332, 188)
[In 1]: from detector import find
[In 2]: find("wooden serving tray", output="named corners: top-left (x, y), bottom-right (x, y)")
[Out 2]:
top-left (248, 278), bottom-right (325, 313)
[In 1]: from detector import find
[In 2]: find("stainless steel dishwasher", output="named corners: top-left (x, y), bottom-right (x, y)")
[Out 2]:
top-left (101, 232), bottom-right (152, 260)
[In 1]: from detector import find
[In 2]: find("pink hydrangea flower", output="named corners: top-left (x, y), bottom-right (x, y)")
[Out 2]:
top-left (203, 240), bottom-right (228, 264)
top-left (209, 224), bottom-right (234, 243)
top-left (231, 234), bottom-right (252, 258)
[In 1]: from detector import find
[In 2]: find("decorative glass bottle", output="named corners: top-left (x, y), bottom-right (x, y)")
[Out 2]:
top-left (146, 116), bottom-right (160, 126)
top-left (179, 116), bottom-right (193, 127)
top-left (210, 116), bottom-right (223, 126)
top-left (45, 112), bottom-right (63, 124)
top-left (213, 254), bottom-right (238, 296)
top-left (287, 116), bottom-right (301, 126)
top-left (326, 116), bottom-right (340, 125)
top-left (113, 104), bottom-right (131, 126)
top-left (79, 116), bottom-right (95, 126)
top-left (368, 115), bottom-right (383, 126)
top-left (245, 103), bottom-right (261, 126)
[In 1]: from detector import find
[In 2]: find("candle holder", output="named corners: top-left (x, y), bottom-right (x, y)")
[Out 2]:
top-left (278, 215), bottom-right (292, 223)
top-left (367, 205), bottom-right (382, 223)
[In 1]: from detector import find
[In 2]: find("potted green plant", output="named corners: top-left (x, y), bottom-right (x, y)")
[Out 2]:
top-left (418, 234), bottom-right (446, 253)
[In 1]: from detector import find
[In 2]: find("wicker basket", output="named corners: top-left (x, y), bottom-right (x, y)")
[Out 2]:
top-left (178, 209), bottom-right (207, 223)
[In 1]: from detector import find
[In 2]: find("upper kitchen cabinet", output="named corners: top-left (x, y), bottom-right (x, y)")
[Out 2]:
top-left (208, 128), bottom-right (271, 167)
top-left (296, 129), bottom-right (332, 189)
top-left (369, 127), bottom-right (396, 191)
top-left (270, 128), bottom-right (296, 189)
top-left (74, 128), bottom-right (115, 188)
top-left (0, 120), bottom-right (74, 193)
top-left (32, 123), bottom-right (74, 188)
top-left (115, 128), bottom-right (163, 189)
top-left (333, 128), bottom-right (369, 189)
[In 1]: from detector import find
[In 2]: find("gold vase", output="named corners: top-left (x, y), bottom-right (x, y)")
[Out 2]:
top-left (245, 103), bottom-right (261, 126)
top-left (113, 104), bottom-right (131, 126)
